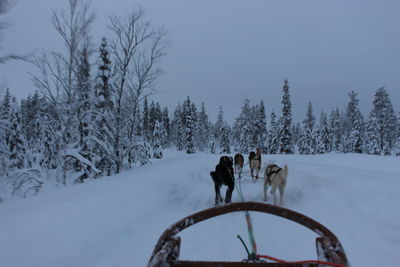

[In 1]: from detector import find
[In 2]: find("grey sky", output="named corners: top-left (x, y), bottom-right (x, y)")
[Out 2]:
top-left (0, 0), bottom-right (399, 123)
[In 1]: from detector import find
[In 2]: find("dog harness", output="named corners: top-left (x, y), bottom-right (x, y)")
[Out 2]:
top-left (266, 164), bottom-right (281, 183)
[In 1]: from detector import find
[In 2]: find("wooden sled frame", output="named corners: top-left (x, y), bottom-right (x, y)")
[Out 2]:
top-left (148, 202), bottom-right (349, 267)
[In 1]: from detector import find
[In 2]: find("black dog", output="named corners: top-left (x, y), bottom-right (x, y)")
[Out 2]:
top-left (219, 156), bottom-right (234, 173)
top-left (210, 156), bottom-right (235, 206)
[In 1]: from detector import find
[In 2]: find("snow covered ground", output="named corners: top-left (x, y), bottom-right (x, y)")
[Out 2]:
top-left (0, 151), bottom-right (399, 267)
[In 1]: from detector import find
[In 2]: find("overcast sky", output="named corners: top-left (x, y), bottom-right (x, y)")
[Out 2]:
top-left (0, 0), bottom-right (399, 123)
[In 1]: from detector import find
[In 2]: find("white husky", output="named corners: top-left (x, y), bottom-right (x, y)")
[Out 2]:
top-left (263, 164), bottom-right (288, 205)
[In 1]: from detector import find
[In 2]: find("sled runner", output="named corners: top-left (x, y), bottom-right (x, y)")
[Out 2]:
top-left (148, 202), bottom-right (349, 267)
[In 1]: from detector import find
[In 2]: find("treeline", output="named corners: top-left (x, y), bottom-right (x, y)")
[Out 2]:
top-left (2, 77), bottom-right (399, 197)
top-left (169, 80), bottom-right (400, 157)
top-left (1, 73), bottom-right (400, 199)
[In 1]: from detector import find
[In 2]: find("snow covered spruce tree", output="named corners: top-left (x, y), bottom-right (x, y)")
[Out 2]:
top-left (316, 111), bottom-right (331, 154)
top-left (194, 102), bottom-right (211, 151)
top-left (8, 99), bottom-right (26, 170)
top-left (267, 110), bottom-right (279, 154)
top-left (279, 79), bottom-right (294, 154)
top-left (148, 101), bottom-right (163, 145)
top-left (395, 113), bottom-right (400, 156)
top-left (0, 93), bottom-right (25, 172)
top-left (161, 106), bottom-right (170, 147)
top-left (20, 92), bottom-right (40, 148)
top-left (96, 38), bottom-right (113, 110)
top-left (182, 97), bottom-right (195, 154)
top-left (220, 124), bottom-right (231, 154)
top-left (213, 107), bottom-right (231, 154)
top-left (291, 122), bottom-right (301, 148)
top-left (152, 120), bottom-right (163, 159)
top-left (298, 102), bottom-right (316, 154)
top-left (343, 91), bottom-right (364, 153)
top-left (171, 104), bottom-right (184, 151)
top-left (214, 106), bottom-right (226, 152)
top-left (366, 87), bottom-right (398, 155)
top-left (75, 43), bottom-right (100, 182)
top-left (0, 89), bottom-right (11, 176)
top-left (93, 37), bottom-right (114, 176)
top-left (142, 97), bottom-right (150, 141)
top-left (366, 110), bottom-right (381, 155)
top-left (20, 92), bottom-right (60, 171)
top-left (233, 99), bottom-right (252, 153)
top-left (329, 108), bottom-right (342, 152)
top-left (253, 100), bottom-right (267, 152)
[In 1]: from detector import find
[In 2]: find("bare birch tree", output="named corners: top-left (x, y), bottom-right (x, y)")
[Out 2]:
top-left (108, 7), bottom-right (168, 173)
top-left (31, 0), bottom-right (95, 184)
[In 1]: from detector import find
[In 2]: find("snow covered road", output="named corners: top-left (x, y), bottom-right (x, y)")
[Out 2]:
top-left (0, 151), bottom-right (399, 266)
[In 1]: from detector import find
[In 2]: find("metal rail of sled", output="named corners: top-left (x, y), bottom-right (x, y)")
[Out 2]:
top-left (148, 202), bottom-right (349, 267)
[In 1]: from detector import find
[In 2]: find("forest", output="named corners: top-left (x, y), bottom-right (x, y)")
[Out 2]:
top-left (0, 0), bottom-right (399, 199)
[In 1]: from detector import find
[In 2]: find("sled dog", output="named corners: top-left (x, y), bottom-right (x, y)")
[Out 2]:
top-left (234, 153), bottom-right (244, 178)
top-left (249, 148), bottom-right (261, 181)
top-left (210, 156), bottom-right (235, 206)
top-left (263, 163), bottom-right (288, 205)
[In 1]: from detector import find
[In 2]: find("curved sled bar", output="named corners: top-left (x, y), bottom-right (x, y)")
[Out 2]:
top-left (148, 202), bottom-right (349, 267)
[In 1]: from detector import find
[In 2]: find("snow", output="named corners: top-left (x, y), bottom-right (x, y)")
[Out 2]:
top-left (0, 151), bottom-right (399, 267)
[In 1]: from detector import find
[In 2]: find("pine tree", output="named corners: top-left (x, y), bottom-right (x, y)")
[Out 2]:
top-left (171, 104), bottom-right (184, 151)
top-left (183, 97), bottom-right (195, 154)
top-left (220, 124), bottom-right (231, 154)
top-left (254, 100), bottom-right (267, 152)
top-left (92, 38), bottom-right (115, 175)
top-left (279, 79), bottom-right (293, 154)
top-left (329, 108), bottom-right (342, 151)
top-left (8, 99), bottom-right (26, 169)
top-left (298, 102), bottom-right (316, 154)
top-left (394, 113), bottom-right (400, 156)
top-left (316, 111), bottom-right (331, 154)
top-left (214, 106), bottom-right (225, 149)
top-left (214, 107), bottom-right (231, 154)
top-left (366, 110), bottom-right (381, 155)
top-left (21, 95), bottom-right (60, 170)
top-left (20, 92), bottom-right (42, 145)
top-left (96, 37), bottom-right (113, 110)
top-left (344, 91), bottom-right (364, 153)
top-left (194, 102), bottom-right (210, 151)
top-left (369, 87), bottom-right (398, 155)
top-left (40, 118), bottom-right (60, 170)
top-left (75, 44), bottom-right (95, 182)
top-left (0, 88), bottom-right (12, 174)
top-left (153, 120), bottom-right (163, 159)
top-left (148, 101), bottom-right (156, 143)
top-left (142, 97), bottom-right (150, 141)
top-left (0, 88), bottom-right (11, 131)
top-left (147, 101), bottom-right (163, 145)
top-left (234, 99), bottom-right (252, 153)
top-left (161, 107), bottom-right (170, 146)
top-left (240, 124), bottom-right (252, 154)
top-left (267, 110), bottom-right (279, 154)
top-left (291, 122), bottom-right (301, 148)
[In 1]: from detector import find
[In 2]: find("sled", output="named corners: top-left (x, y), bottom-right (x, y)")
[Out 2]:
top-left (148, 202), bottom-right (349, 267)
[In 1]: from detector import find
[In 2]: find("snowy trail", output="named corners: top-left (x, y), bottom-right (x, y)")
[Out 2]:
top-left (0, 152), bottom-right (399, 266)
